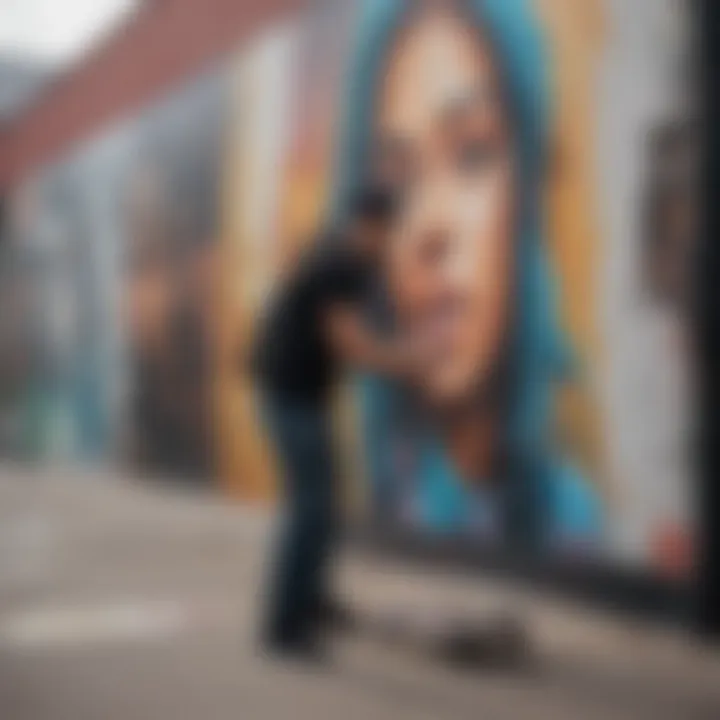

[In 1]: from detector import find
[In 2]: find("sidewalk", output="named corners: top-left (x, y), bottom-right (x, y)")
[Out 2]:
top-left (0, 465), bottom-right (717, 720)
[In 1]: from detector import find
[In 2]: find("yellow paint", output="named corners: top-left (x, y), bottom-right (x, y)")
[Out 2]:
top-left (537, 0), bottom-right (610, 498)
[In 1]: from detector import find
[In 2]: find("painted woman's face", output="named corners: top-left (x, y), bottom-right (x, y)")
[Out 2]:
top-left (376, 5), bottom-right (514, 409)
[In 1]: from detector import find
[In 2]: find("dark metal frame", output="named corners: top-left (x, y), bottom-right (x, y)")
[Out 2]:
top-left (695, 0), bottom-right (720, 639)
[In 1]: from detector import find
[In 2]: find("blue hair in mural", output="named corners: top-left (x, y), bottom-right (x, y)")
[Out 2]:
top-left (331, 0), bottom-right (603, 551)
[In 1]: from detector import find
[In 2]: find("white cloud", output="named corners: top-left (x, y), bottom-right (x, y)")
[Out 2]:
top-left (0, 0), bottom-right (140, 65)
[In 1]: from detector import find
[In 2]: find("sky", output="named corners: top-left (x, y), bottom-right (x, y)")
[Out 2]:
top-left (0, 0), bottom-right (140, 65)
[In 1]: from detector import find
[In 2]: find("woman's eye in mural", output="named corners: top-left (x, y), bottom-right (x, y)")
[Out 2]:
top-left (441, 92), bottom-right (508, 178)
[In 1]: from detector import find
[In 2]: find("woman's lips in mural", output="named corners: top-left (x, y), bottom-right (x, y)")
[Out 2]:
top-left (407, 292), bottom-right (466, 361)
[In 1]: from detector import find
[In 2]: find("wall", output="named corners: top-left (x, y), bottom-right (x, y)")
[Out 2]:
top-left (0, 0), bottom-right (300, 189)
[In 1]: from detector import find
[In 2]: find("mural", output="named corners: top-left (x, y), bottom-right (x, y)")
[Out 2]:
top-left (0, 0), bottom-right (696, 577)
top-left (1, 66), bottom-right (227, 480)
top-left (334, 0), bottom-right (603, 552)
top-left (222, 0), bottom-right (697, 574)
top-left (119, 70), bottom-right (226, 480)
top-left (0, 185), bottom-right (50, 460)
top-left (0, 158), bottom-right (121, 463)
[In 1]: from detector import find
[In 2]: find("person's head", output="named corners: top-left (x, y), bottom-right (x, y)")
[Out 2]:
top-left (345, 184), bottom-right (398, 261)
top-left (375, 2), bottom-right (514, 409)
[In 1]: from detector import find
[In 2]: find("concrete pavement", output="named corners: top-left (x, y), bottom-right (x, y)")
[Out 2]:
top-left (0, 464), bottom-right (717, 720)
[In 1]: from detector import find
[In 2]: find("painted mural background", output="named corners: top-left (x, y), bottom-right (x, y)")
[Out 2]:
top-left (221, 0), bottom-right (697, 576)
top-left (0, 0), bottom-right (697, 578)
top-left (0, 66), bottom-right (227, 482)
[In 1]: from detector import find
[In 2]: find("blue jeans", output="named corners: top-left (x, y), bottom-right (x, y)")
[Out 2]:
top-left (262, 392), bottom-right (336, 645)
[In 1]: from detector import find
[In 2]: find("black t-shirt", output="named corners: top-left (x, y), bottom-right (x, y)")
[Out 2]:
top-left (253, 235), bottom-right (372, 402)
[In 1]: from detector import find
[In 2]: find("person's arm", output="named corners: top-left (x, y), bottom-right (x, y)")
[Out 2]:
top-left (324, 302), bottom-right (411, 378)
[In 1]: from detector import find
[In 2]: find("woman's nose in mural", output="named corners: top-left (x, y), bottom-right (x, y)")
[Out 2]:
top-left (400, 175), bottom-right (457, 272)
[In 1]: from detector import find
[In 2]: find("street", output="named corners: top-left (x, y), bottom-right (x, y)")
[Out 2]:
top-left (0, 465), bottom-right (717, 720)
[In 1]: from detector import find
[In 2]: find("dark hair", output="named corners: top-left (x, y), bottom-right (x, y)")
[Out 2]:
top-left (348, 184), bottom-right (398, 223)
